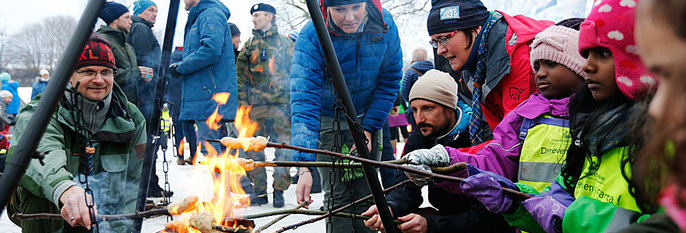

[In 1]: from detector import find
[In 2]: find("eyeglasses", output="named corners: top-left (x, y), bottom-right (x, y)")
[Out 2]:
top-left (429, 30), bottom-right (459, 48)
top-left (75, 69), bottom-right (115, 79)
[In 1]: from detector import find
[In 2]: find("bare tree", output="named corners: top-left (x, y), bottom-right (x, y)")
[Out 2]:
top-left (8, 15), bottom-right (77, 72)
top-left (0, 26), bottom-right (13, 72)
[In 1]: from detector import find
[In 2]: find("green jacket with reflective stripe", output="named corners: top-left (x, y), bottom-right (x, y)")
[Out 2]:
top-left (506, 147), bottom-right (651, 233)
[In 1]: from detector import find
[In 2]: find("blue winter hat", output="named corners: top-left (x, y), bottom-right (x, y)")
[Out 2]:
top-left (133, 0), bottom-right (157, 16)
top-left (427, 0), bottom-right (488, 35)
top-left (324, 0), bottom-right (365, 7)
top-left (0, 72), bottom-right (10, 82)
top-left (100, 2), bottom-right (130, 25)
top-left (250, 3), bottom-right (276, 15)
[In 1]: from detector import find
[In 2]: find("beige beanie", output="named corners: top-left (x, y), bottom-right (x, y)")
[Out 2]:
top-left (409, 69), bottom-right (458, 109)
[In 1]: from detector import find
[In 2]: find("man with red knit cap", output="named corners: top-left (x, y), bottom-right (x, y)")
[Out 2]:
top-left (7, 33), bottom-right (147, 233)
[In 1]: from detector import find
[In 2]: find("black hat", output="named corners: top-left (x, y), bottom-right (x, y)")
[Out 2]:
top-left (99, 2), bottom-right (129, 25)
top-left (250, 3), bottom-right (276, 15)
top-left (229, 23), bottom-right (240, 37)
top-left (427, 0), bottom-right (488, 35)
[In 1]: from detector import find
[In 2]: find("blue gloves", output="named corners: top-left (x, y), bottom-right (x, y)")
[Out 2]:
top-left (460, 164), bottom-right (518, 213)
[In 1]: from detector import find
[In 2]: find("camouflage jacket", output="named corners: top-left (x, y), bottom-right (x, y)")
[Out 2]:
top-left (236, 26), bottom-right (294, 105)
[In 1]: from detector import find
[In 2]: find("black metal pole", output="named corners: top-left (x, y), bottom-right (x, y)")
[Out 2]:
top-left (304, 1), bottom-right (398, 232)
top-left (0, 0), bottom-right (105, 214)
top-left (133, 0), bottom-right (180, 231)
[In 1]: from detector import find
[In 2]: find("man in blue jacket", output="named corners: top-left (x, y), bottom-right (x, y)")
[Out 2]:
top-left (290, 0), bottom-right (402, 232)
top-left (0, 72), bottom-right (20, 116)
top-left (169, 0), bottom-right (238, 154)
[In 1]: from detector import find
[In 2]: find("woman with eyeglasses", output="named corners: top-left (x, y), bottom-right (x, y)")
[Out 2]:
top-left (428, 0), bottom-right (553, 148)
top-left (289, 0), bottom-right (403, 232)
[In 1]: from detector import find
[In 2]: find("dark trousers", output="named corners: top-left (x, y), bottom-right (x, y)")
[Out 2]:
top-left (171, 110), bottom-right (198, 160)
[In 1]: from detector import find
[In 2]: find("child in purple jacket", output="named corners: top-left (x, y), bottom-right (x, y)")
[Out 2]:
top-left (402, 21), bottom-right (587, 194)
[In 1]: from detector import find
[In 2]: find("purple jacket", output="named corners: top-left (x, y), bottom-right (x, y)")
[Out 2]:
top-left (436, 93), bottom-right (570, 193)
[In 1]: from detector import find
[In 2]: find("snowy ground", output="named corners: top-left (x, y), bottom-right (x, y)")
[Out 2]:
top-left (1, 137), bottom-right (425, 233)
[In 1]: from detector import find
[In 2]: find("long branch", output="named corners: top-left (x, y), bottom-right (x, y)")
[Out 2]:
top-left (253, 201), bottom-right (308, 233)
top-left (12, 208), bottom-right (169, 221)
top-left (265, 142), bottom-right (531, 199)
top-left (272, 179), bottom-right (412, 233)
top-left (248, 159), bottom-right (466, 174)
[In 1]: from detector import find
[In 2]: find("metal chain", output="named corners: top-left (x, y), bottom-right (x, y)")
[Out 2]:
top-left (158, 105), bottom-right (173, 221)
top-left (66, 84), bottom-right (99, 232)
top-left (328, 100), bottom-right (344, 233)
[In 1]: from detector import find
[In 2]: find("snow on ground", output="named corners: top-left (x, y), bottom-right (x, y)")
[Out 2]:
top-left (1, 136), bottom-right (427, 233)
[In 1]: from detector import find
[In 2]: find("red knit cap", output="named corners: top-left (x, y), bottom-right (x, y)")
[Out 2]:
top-left (75, 33), bottom-right (116, 70)
top-left (578, 0), bottom-right (656, 100)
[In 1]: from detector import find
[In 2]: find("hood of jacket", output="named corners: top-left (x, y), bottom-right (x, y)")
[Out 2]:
top-left (98, 25), bottom-right (127, 43)
top-left (131, 15), bottom-right (153, 28)
top-left (2, 80), bottom-right (18, 89)
top-left (187, 0), bottom-right (230, 29)
top-left (513, 92), bottom-right (570, 119)
top-left (320, 0), bottom-right (387, 36)
top-left (411, 60), bottom-right (434, 73)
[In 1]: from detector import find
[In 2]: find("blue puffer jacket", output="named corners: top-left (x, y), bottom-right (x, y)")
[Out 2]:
top-left (176, 0), bottom-right (237, 121)
top-left (2, 80), bottom-right (20, 114)
top-left (290, 5), bottom-right (403, 162)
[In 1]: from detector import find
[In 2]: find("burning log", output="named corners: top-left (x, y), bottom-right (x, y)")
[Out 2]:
top-left (235, 158), bottom-right (467, 174)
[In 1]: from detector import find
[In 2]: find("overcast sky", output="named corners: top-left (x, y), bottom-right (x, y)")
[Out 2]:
top-left (0, 0), bottom-right (258, 48)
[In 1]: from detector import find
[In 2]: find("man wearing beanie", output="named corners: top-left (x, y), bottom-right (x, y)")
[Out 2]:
top-left (236, 2), bottom-right (294, 208)
top-left (169, 0), bottom-right (239, 156)
top-left (127, 0), bottom-right (170, 198)
top-left (290, 0), bottom-right (401, 232)
top-left (362, 69), bottom-right (511, 233)
top-left (97, 1), bottom-right (145, 109)
top-left (229, 22), bottom-right (241, 59)
top-left (7, 33), bottom-right (147, 233)
top-left (427, 0), bottom-right (553, 147)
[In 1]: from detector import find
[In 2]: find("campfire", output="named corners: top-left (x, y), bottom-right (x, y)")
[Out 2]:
top-left (161, 93), bottom-right (257, 233)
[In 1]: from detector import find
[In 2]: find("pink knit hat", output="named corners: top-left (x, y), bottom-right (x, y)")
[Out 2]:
top-left (530, 25), bottom-right (588, 79)
top-left (578, 0), bottom-right (656, 100)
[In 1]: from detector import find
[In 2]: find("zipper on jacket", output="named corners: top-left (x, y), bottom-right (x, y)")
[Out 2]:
top-left (209, 69), bottom-right (217, 89)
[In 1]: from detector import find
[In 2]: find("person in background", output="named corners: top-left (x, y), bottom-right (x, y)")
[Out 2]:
top-left (290, 0), bottom-right (403, 231)
top-left (401, 47), bottom-right (434, 129)
top-left (0, 72), bottom-right (20, 117)
top-left (6, 33), bottom-right (147, 233)
top-left (236, 3), bottom-right (294, 208)
top-left (229, 22), bottom-right (241, 60)
top-left (31, 69), bottom-right (50, 99)
top-left (97, 1), bottom-right (147, 107)
top-left (167, 46), bottom-right (198, 165)
top-left (0, 90), bottom-right (15, 173)
top-left (169, 0), bottom-right (239, 155)
top-left (127, 0), bottom-right (169, 198)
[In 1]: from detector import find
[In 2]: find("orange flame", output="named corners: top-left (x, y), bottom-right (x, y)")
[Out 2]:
top-left (205, 93), bottom-right (231, 130)
top-left (178, 138), bottom-right (186, 156)
top-left (407, 124), bottom-right (412, 133)
top-left (170, 95), bottom-right (259, 233)
top-left (268, 54), bottom-right (276, 75)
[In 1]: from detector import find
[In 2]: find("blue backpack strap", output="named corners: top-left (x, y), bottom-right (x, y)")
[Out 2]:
top-left (519, 115), bottom-right (570, 141)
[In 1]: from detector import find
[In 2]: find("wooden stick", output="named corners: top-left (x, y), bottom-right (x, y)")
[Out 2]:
top-left (272, 180), bottom-right (412, 233)
top-left (12, 208), bottom-right (169, 221)
top-left (264, 142), bottom-right (531, 200)
top-left (253, 201), bottom-right (308, 233)
top-left (245, 159), bottom-right (465, 174)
